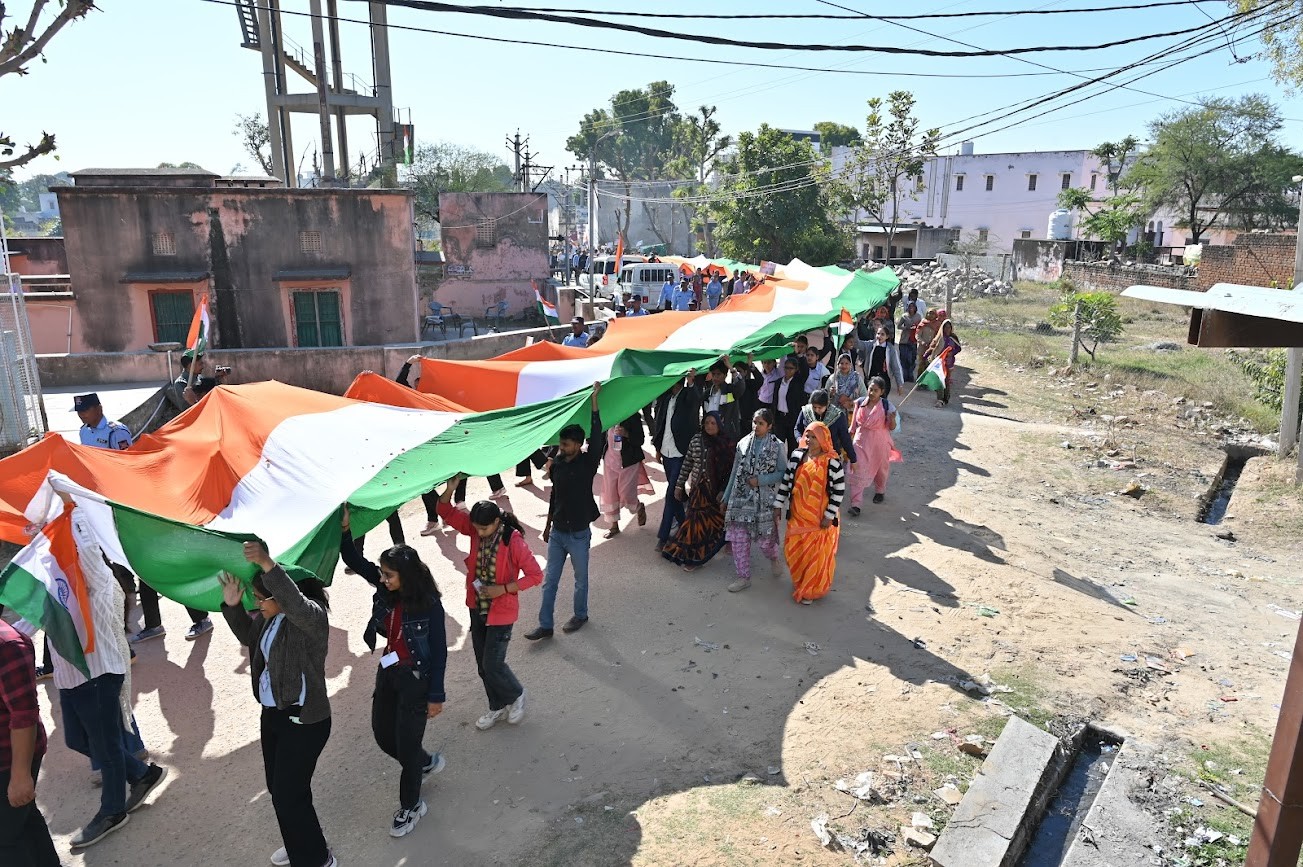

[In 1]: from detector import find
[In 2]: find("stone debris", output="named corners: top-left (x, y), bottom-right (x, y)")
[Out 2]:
top-left (911, 811), bottom-right (934, 829)
top-left (934, 784), bottom-right (964, 806)
top-left (889, 259), bottom-right (1015, 300)
top-left (901, 826), bottom-right (938, 850)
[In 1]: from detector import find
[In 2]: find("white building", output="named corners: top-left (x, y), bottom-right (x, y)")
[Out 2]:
top-left (832, 141), bottom-right (1217, 258)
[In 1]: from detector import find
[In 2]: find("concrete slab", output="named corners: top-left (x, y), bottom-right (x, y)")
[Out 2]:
top-left (41, 382), bottom-right (170, 442)
top-left (1060, 741), bottom-right (1165, 867)
top-left (930, 716), bottom-right (1067, 867)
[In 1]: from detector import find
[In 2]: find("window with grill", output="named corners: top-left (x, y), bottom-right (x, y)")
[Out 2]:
top-left (1021, 230), bottom-right (1032, 239)
top-left (475, 219), bottom-right (497, 248)
top-left (291, 290), bottom-right (343, 347)
top-left (299, 230), bottom-right (323, 253)
top-left (1061, 173), bottom-right (1072, 190)
top-left (151, 232), bottom-right (176, 256)
top-left (1027, 174), bottom-right (1038, 192)
top-left (149, 291), bottom-right (195, 344)
top-left (984, 175), bottom-right (994, 191)
top-left (955, 175), bottom-right (964, 191)
top-left (1090, 174), bottom-right (1098, 191)
top-left (977, 228), bottom-right (989, 244)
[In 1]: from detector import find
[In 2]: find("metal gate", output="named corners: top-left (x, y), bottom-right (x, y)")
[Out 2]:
top-left (0, 219), bottom-right (48, 454)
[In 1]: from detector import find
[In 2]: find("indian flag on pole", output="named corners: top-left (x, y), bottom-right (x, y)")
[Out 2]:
top-left (0, 509), bottom-right (95, 676)
top-left (186, 293), bottom-right (211, 355)
top-left (917, 348), bottom-right (951, 392)
top-left (835, 307), bottom-right (854, 350)
top-left (535, 288), bottom-right (560, 325)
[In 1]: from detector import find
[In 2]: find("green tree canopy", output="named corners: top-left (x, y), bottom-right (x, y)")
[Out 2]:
top-left (1126, 94), bottom-right (1296, 242)
top-left (709, 125), bottom-right (850, 265)
top-left (812, 121), bottom-right (862, 155)
top-left (402, 141), bottom-right (514, 224)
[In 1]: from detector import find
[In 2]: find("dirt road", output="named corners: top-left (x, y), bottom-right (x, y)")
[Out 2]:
top-left (32, 349), bottom-right (1302, 866)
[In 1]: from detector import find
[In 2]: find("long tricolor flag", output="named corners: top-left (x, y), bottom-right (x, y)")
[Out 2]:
top-left (0, 508), bottom-right (95, 676)
top-left (835, 307), bottom-right (855, 350)
top-left (535, 288), bottom-right (560, 326)
top-left (186, 293), bottom-right (211, 355)
top-left (917, 347), bottom-right (951, 393)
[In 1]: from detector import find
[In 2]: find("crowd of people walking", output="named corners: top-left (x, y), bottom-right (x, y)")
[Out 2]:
top-left (1, 281), bottom-right (962, 867)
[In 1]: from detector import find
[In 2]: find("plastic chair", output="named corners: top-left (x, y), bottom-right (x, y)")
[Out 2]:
top-left (484, 300), bottom-right (509, 332)
top-left (421, 301), bottom-right (447, 339)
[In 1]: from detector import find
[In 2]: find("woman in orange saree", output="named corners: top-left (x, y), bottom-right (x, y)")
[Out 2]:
top-left (773, 421), bottom-right (847, 604)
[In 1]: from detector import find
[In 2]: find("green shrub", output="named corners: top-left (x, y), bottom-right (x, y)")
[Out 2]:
top-left (1047, 278), bottom-right (1123, 361)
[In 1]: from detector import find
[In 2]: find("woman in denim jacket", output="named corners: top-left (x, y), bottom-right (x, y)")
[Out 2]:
top-left (338, 529), bottom-right (448, 839)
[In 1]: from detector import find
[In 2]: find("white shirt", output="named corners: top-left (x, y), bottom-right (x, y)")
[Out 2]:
top-left (777, 377), bottom-right (792, 413)
top-left (258, 614), bottom-right (307, 707)
top-left (50, 510), bottom-right (132, 691)
top-left (661, 390), bottom-right (683, 459)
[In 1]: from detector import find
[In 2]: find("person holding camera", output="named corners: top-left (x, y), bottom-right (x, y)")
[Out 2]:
top-left (218, 541), bottom-right (335, 867)
top-left (166, 351), bottom-right (232, 410)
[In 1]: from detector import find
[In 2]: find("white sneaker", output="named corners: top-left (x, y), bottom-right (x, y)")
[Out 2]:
top-left (422, 752), bottom-right (446, 776)
top-left (390, 800), bottom-right (428, 837)
top-left (270, 847), bottom-right (289, 866)
top-left (475, 708), bottom-right (507, 731)
top-left (507, 689), bottom-right (527, 725)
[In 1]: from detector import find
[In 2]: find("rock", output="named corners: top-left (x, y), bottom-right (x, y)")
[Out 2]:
top-left (935, 785), bottom-right (964, 806)
top-left (959, 741), bottom-right (989, 758)
top-left (1142, 341), bottom-right (1181, 351)
top-left (1120, 481), bottom-right (1146, 498)
top-left (740, 772), bottom-right (762, 785)
top-left (912, 812), bottom-right (935, 829)
top-left (901, 827), bottom-right (937, 850)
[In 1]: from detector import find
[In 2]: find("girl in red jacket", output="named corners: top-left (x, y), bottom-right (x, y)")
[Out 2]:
top-left (437, 480), bottom-right (544, 731)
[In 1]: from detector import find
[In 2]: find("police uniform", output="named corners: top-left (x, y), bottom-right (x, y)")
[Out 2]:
top-left (79, 416), bottom-right (133, 450)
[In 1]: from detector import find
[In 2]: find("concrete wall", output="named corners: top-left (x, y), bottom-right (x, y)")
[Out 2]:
top-left (26, 296), bottom-right (88, 354)
top-left (55, 181), bottom-right (418, 352)
top-left (436, 192), bottom-right (550, 320)
top-left (35, 324), bottom-right (572, 394)
top-left (1194, 232), bottom-right (1296, 291)
top-left (1010, 239), bottom-right (1108, 282)
top-left (7, 236), bottom-right (68, 274)
top-left (1062, 260), bottom-right (1195, 293)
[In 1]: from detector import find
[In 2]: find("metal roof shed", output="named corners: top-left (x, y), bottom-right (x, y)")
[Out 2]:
top-left (1122, 282), bottom-right (1303, 349)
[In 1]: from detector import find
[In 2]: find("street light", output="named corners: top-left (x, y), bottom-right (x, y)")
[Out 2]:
top-left (586, 127), bottom-right (621, 307)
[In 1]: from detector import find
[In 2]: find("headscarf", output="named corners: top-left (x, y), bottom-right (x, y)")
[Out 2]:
top-left (701, 411), bottom-right (736, 486)
top-left (801, 421), bottom-right (835, 471)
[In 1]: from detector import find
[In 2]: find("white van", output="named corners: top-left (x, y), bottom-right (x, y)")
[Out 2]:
top-left (616, 262), bottom-right (679, 306)
top-left (582, 255), bottom-right (646, 296)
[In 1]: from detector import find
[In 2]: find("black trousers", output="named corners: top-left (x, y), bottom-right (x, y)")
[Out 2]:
top-left (261, 707), bottom-right (331, 867)
top-left (139, 581), bottom-right (207, 630)
top-left (454, 475), bottom-right (504, 503)
top-left (0, 755), bottom-right (58, 867)
top-left (516, 449), bottom-right (549, 478)
top-left (371, 665), bottom-right (431, 810)
top-left (470, 610), bottom-right (523, 711)
top-left (421, 490), bottom-right (440, 522)
top-left (355, 510), bottom-right (405, 556)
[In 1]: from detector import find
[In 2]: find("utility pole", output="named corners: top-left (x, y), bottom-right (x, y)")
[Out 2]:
top-left (1280, 175), bottom-right (1303, 463)
top-left (507, 131), bottom-right (524, 192)
top-left (308, 0), bottom-right (336, 184)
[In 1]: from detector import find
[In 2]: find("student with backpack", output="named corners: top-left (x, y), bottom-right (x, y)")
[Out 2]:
top-left (846, 376), bottom-right (902, 516)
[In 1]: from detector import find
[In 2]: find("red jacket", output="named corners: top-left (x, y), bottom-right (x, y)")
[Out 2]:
top-left (438, 502), bottom-right (543, 626)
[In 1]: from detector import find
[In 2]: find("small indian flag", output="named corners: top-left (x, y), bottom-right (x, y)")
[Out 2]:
top-left (186, 293), bottom-right (211, 354)
top-left (0, 508), bottom-right (95, 676)
top-left (535, 288), bottom-right (560, 325)
top-left (835, 308), bottom-right (855, 348)
top-left (917, 348), bottom-right (951, 392)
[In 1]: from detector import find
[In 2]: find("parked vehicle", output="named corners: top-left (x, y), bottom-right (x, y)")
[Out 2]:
top-left (581, 254), bottom-right (646, 297)
top-left (615, 262), bottom-right (679, 306)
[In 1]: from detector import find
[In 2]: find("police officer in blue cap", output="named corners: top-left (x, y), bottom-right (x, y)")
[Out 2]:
top-left (74, 393), bottom-right (132, 451)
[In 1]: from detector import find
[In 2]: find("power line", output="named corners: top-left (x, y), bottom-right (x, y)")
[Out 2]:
top-left (505, 1), bottom-right (1226, 20)
top-left (372, 0), bottom-right (1257, 59)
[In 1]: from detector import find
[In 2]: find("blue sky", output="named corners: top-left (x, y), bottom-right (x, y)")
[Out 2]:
top-left (8, 0), bottom-right (1303, 181)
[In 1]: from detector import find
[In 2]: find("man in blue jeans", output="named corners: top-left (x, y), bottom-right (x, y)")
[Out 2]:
top-left (527, 383), bottom-right (604, 640)
top-left (652, 371), bottom-right (702, 552)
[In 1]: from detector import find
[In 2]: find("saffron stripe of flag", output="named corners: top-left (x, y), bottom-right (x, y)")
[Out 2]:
top-left (186, 293), bottom-right (211, 355)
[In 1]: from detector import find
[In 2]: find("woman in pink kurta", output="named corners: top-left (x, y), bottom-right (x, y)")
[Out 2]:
top-left (599, 413), bottom-right (647, 538)
top-left (847, 375), bottom-right (902, 516)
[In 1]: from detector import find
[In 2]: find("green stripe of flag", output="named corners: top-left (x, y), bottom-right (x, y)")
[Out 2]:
top-left (0, 561), bottom-right (89, 676)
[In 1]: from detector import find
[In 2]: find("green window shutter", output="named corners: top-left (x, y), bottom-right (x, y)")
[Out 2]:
top-left (315, 291), bottom-right (342, 347)
top-left (150, 292), bottom-right (195, 344)
top-left (293, 291), bottom-right (320, 347)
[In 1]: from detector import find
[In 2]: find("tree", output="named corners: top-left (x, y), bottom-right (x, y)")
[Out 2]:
top-left (1048, 280), bottom-right (1123, 362)
top-left (156, 162), bottom-right (206, 170)
top-left (233, 113), bottom-right (274, 176)
top-left (1079, 194), bottom-right (1147, 251)
top-left (1092, 137), bottom-right (1139, 197)
top-left (812, 121), bottom-right (861, 155)
top-left (709, 124), bottom-right (850, 265)
top-left (0, 1), bottom-right (96, 170)
top-left (1227, 144), bottom-right (1303, 231)
top-left (668, 105), bottom-right (731, 255)
top-left (402, 141), bottom-right (513, 224)
top-left (567, 81), bottom-right (686, 248)
top-left (1126, 95), bottom-right (1291, 242)
top-left (826, 91), bottom-right (940, 262)
top-left (1236, 1), bottom-right (1303, 88)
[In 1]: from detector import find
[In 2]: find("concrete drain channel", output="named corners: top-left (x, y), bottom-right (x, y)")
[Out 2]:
top-left (1196, 445), bottom-right (1268, 526)
top-left (931, 717), bottom-right (1149, 867)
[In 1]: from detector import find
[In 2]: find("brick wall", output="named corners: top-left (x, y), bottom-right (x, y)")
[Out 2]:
top-left (1062, 261), bottom-right (1195, 293)
top-left (1194, 233), bottom-right (1295, 291)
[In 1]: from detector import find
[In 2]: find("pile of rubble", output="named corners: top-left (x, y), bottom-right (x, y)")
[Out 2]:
top-left (869, 259), bottom-right (1015, 300)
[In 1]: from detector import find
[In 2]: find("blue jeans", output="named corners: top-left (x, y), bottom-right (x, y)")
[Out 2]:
top-left (539, 528), bottom-right (591, 629)
top-left (658, 456), bottom-right (685, 542)
top-left (90, 714), bottom-right (145, 772)
top-left (60, 673), bottom-right (149, 817)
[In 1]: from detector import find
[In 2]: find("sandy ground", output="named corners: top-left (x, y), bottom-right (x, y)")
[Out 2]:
top-left (30, 349), bottom-right (1303, 867)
